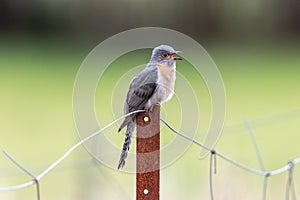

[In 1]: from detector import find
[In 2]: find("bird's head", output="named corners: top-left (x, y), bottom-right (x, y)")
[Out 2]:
top-left (150, 45), bottom-right (182, 66)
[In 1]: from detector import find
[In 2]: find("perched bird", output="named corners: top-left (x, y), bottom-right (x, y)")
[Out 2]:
top-left (118, 45), bottom-right (182, 169)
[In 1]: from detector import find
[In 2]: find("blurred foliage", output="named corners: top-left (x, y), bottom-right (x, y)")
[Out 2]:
top-left (0, 0), bottom-right (299, 41)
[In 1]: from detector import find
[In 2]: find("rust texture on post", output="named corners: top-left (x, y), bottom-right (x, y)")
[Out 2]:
top-left (136, 104), bottom-right (160, 200)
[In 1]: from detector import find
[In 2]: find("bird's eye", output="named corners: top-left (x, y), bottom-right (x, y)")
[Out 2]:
top-left (162, 52), bottom-right (169, 58)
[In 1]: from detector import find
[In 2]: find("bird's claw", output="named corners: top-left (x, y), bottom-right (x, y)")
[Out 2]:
top-left (147, 103), bottom-right (160, 113)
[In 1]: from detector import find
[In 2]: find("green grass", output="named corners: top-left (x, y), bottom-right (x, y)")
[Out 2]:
top-left (0, 36), bottom-right (300, 199)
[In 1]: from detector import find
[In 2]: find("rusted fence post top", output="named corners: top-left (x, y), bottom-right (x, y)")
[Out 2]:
top-left (136, 104), bottom-right (160, 200)
top-left (136, 105), bottom-right (160, 139)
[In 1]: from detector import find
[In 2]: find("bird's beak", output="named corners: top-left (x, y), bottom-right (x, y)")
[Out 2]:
top-left (173, 50), bottom-right (182, 60)
top-left (173, 56), bottom-right (182, 60)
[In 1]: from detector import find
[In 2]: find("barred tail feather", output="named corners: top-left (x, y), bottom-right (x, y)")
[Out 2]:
top-left (118, 122), bottom-right (135, 169)
top-left (118, 114), bottom-right (137, 132)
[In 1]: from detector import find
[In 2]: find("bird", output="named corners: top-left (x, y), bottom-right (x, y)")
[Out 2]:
top-left (117, 45), bottom-right (182, 169)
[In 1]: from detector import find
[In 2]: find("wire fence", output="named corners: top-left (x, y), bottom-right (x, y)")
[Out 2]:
top-left (0, 110), bottom-right (299, 200)
top-left (161, 118), bottom-right (299, 200)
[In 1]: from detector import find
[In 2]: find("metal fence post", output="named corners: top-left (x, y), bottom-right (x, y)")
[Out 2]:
top-left (136, 104), bottom-right (160, 200)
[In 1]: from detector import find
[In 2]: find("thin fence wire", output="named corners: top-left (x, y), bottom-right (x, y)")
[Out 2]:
top-left (3, 151), bottom-right (40, 200)
top-left (209, 151), bottom-right (217, 200)
top-left (244, 118), bottom-right (266, 171)
top-left (160, 119), bottom-right (300, 200)
top-left (263, 175), bottom-right (270, 200)
top-left (286, 161), bottom-right (297, 200)
top-left (0, 110), bottom-right (146, 194)
top-left (0, 111), bottom-right (299, 200)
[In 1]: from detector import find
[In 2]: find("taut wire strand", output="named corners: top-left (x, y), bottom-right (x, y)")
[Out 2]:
top-left (245, 118), bottom-right (266, 171)
top-left (0, 110), bottom-right (146, 192)
top-left (286, 161), bottom-right (297, 200)
top-left (209, 151), bottom-right (216, 200)
top-left (160, 118), bottom-right (300, 177)
top-left (1, 115), bottom-right (300, 200)
top-left (262, 173), bottom-right (270, 200)
top-left (3, 151), bottom-right (40, 200)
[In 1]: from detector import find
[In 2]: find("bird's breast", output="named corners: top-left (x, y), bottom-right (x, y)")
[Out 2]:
top-left (157, 62), bottom-right (176, 83)
top-left (156, 62), bottom-right (176, 102)
top-left (144, 63), bottom-right (176, 109)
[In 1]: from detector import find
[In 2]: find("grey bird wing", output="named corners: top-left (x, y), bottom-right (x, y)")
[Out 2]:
top-left (127, 83), bottom-right (157, 112)
top-left (118, 65), bottom-right (158, 132)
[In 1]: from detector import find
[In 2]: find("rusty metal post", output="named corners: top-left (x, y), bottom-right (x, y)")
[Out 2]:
top-left (136, 104), bottom-right (160, 200)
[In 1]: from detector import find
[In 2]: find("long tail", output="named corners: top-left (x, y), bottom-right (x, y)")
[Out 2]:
top-left (118, 121), bottom-right (135, 169)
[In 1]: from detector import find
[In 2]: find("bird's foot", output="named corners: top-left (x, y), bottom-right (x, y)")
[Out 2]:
top-left (147, 103), bottom-right (160, 113)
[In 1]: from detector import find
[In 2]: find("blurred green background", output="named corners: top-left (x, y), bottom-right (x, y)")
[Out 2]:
top-left (1, 0), bottom-right (300, 199)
